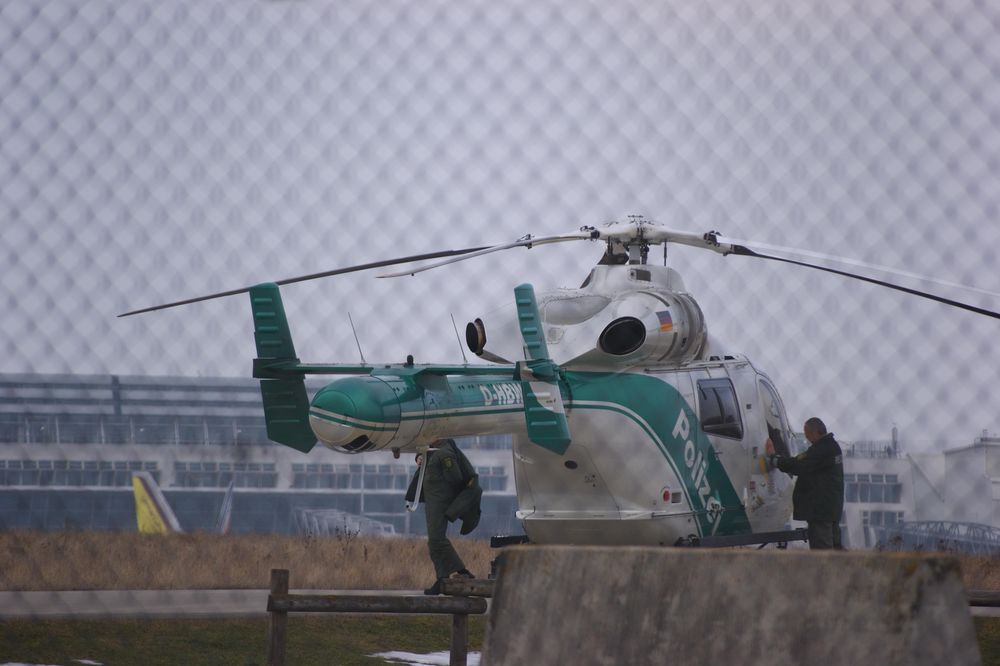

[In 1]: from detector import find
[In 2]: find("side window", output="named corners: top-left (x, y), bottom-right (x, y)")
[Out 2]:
top-left (697, 378), bottom-right (743, 440)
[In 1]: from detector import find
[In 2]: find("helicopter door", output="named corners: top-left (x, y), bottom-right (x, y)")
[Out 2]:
top-left (758, 378), bottom-right (792, 458)
top-left (745, 377), bottom-right (797, 525)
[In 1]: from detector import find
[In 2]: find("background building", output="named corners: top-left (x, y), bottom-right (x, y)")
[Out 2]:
top-left (837, 433), bottom-right (1000, 553)
top-left (0, 373), bottom-right (520, 537)
top-left (840, 439), bottom-right (910, 549)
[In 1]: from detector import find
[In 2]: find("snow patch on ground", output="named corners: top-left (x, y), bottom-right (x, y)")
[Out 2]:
top-left (371, 651), bottom-right (481, 665)
top-left (0, 659), bottom-right (104, 666)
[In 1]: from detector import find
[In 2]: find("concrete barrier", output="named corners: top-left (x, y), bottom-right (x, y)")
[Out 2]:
top-left (482, 546), bottom-right (980, 666)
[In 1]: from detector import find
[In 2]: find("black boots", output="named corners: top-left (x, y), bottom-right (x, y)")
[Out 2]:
top-left (424, 569), bottom-right (475, 595)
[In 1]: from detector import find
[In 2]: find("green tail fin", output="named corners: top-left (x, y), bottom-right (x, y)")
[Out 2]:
top-left (259, 378), bottom-right (315, 453)
top-left (514, 283), bottom-right (571, 455)
top-left (250, 283), bottom-right (316, 453)
top-left (251, 283), bottom-right (298, 361)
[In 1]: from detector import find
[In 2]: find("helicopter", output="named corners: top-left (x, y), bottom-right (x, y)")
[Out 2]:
top-left (121, 216), bottom-right (1000, 547)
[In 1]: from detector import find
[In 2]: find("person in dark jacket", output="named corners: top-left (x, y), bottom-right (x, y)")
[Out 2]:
top-left (768, 417), bottom-right (844, 550)
top-left (405, 438), bottom-right (482, 594)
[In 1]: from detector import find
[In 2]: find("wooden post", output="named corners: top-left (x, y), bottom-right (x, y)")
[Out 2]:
top-left (267, 568), bottom-right (289, 666)
top-left (450, 613), bottom-right (468, 666)
top-left (262, 571), bottom-right (488, 664)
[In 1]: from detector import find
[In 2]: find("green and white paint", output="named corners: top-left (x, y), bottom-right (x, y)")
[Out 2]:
top-left (303, 367), bottom-right (752, 540)
top-left (563, 371), bottom-right (751, 538)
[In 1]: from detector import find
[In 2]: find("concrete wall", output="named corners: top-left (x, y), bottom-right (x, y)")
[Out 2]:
top-left (483, 546), bottom-right (979, 666)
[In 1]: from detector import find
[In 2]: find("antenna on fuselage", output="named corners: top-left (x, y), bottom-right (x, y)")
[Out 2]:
top-left (347, 312), bottom-right (366, 364)
top-left (450, 313), bottom-right (469, 364)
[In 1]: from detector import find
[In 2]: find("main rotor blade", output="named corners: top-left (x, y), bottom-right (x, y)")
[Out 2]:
top-left (375, 229), bottom-right (602, 278)
top-left (719, 235), bottom-right (1000, 300)
top-left (117, 245), bottom-right (489, 317)
top-left (729, 244), bottom-right (1000, 320)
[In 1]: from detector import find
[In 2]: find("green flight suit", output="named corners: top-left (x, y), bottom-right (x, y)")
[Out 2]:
top-left (414, 440), bottom-right (473, 580)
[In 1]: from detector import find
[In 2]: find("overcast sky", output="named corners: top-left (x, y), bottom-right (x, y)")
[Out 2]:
top-left (2, 0), bottom-right (998, 449)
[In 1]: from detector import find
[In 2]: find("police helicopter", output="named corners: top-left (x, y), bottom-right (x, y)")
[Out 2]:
top-left (120, 216), bottom-right (1000, 547)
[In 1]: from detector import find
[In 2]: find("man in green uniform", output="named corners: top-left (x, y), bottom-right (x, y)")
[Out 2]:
top-left (405, 438), bottom-right (482, 595)
top-left (768, 417), bottom-right (845, 550)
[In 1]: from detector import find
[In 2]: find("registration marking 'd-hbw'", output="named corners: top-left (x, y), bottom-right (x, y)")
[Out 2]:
top-left (480, 383), bottom-right (523, 407)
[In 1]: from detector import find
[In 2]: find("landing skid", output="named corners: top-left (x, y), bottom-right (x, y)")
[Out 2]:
top-left (490, 535), bottom-right (531, 548)
top-left (673, 528), bottom-right (808, 549)
top-left (487, 529), bottom-right (809, 578)
top-left (489, 535), bottom-right (531, 579)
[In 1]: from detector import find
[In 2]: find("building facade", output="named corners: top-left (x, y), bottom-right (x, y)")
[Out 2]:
top-left (840, 441), bottom-right (911, 549)
top-left (0, 373), bottom-right (519, 537)
top-left (836, 434), bottom-right (1000, 552)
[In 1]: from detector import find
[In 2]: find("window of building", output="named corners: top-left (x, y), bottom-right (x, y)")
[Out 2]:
top-left (292, 461), bottom-right (410, 491)
top-left (476, 466), bottom-right (508, 492)
top-left (174, 461), bottom-right (275, 488)
top-left (697, 378), bottom-right (743, 439)
top-left (862, 510), bottom-right (905, 548)
top-left (133, 418), bottom-right (177, 445)
top-left (0, 415), bottom-right (23, 443)
top-left (844, 473), bottom-right (902, 504)
top-left (0, 459), bottom-right (153, 487)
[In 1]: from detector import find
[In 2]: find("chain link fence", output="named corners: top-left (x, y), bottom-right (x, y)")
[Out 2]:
top-left (2, 0), bottom-right (1000, 643)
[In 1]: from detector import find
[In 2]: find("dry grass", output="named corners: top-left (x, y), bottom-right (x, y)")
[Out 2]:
top-left (0, 530), bottom-right (493, 591)
top-left (4, 530), bottom-right (1000, 593)
top-left (961, 555), bottom-right (1000, 592)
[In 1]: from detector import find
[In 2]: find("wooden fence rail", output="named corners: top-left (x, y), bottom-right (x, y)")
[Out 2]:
top-left (967, 590), bottom-right (1000, 607)
top-left (265, 569), bottom-right (490, 666)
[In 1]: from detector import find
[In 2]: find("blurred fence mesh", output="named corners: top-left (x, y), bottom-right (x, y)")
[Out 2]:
top-left (2, 0), bottom-right (1000, 630)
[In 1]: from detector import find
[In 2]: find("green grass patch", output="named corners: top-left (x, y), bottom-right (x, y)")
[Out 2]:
top-left (0, 615), bottom-right (487, 666)
top-left (976, 617), bottom-right (1000, 666)
top-left (5, 616), bottom-right (999, 665)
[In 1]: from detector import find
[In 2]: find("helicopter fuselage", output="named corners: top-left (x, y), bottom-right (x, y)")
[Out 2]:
top-left (248, 261), bottom-right (801, 546)
top-left (306, 356), bottom-right (796, 546)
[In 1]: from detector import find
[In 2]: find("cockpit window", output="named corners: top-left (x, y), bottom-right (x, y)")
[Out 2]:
top-left (758, 379), bottom-right (792, 457)
top-left (697, 378), bottom-right (743, 440)
top-left (579, 270), bottom-right (595, 288)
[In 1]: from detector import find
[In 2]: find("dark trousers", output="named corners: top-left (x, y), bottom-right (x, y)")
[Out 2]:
top-left (426, 501), bottom-right (466, 580)
top-left (807, 521), bottom-right (840, 550)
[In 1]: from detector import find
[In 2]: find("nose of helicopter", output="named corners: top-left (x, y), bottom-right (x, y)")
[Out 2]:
top-left (308, 377), bottom-right (402, 452)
